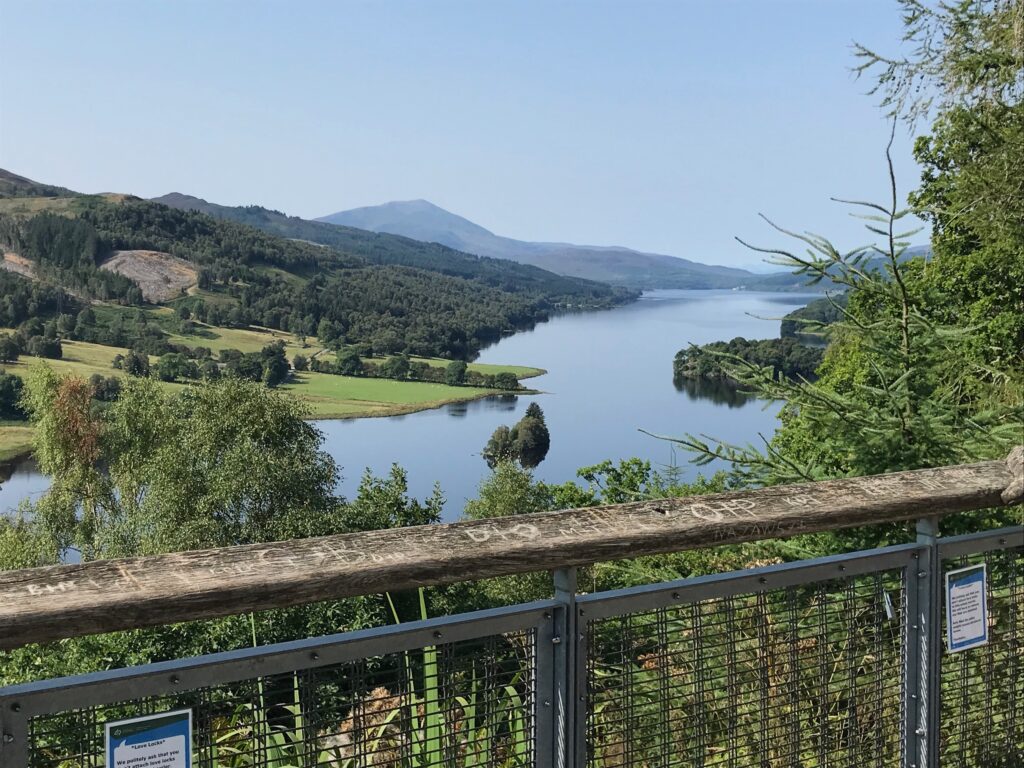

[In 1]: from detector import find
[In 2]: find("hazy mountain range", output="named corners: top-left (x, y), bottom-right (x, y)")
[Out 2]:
top-left (150, 193), bottom-right (634, 301)
top-left (317, 200), bottom-right (765, 290)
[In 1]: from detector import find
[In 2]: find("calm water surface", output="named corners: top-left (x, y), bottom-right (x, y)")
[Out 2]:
top-left (0, 290), bottom-right (817, 521)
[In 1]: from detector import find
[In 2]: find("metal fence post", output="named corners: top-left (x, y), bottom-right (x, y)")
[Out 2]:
top-left (552, 567), bottom-right (578, 768)
top-left (907, 516), bottom-right (941, 768)
top-left (0, 697), bottom-right (28, 768)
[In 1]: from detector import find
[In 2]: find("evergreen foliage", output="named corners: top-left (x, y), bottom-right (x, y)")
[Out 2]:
top-left (674, 337), bottom-right (824, 387)
top-left (780, 294), bottom-right (848, 340)
top-left (662, 1), bottom-right (1023, 487)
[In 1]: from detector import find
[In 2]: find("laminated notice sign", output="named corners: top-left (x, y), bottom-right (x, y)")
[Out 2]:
top-left (945, 564), bottom-right (988, 653)
top-left (106, 709), bottom-right (191, 768)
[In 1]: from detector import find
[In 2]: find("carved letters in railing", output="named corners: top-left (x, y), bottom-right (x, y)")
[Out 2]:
top-left (0, 450), bottom-right (1020, 650)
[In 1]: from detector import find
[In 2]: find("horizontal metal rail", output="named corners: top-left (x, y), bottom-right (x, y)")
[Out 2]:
top-left (0, 448), bottom-right (1019, 650)
top-left (575, 542), bottom-right (919, 621)
top-left (936, 525), bottom-right (1024, 559)
top-left (0, 600), bottom-right (558, 717)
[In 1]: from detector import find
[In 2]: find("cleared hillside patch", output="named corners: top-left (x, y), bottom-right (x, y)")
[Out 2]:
top-left (100, 250), bottom-right (198, 302)
top-left (1, 252), bottom-right (36, 280)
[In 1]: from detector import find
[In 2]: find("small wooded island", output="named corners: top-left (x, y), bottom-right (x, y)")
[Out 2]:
top-left (674, 336), bottom-right (824, 387)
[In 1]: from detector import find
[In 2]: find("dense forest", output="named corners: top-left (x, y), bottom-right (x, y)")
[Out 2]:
top-left (673, 336), bottom-right (824, 386)
top-left (0, 194), bottom-right (634, 359)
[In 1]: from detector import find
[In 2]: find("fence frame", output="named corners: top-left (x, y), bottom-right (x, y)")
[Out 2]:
top-left (0, 451), bottom-right (1020, 767)
top-left (3, 527), bottom-right (1020, 767)
top-left (0, 601), bottom-right (558, 768)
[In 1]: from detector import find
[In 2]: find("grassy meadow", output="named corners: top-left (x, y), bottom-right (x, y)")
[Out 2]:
top-left (0, 321), bottom-right (542, 459)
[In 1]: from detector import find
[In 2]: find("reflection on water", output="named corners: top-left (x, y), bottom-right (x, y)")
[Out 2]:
top-left (445, 394), bottom-right (519, 418)
top-left (0, 290), bottom-right (819, 520)
top-left (0, 456), bottom-right (47, 514)
top-left (673, 375), bottom-right (757, 408)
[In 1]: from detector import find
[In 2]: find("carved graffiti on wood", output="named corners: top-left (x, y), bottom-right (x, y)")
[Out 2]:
top-left (0, 452), bottom-right (1019, 650)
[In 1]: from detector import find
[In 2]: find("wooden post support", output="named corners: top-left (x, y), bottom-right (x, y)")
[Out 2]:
top-left (0, 451), bottom-right (1020, 650)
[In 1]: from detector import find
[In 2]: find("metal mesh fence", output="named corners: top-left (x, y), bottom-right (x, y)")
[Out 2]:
top-left (582, 568), bottom-right (907, 768)
top-left (24, 627), bottom-right (537, 768)
top-left (939, 542), bottom-right (1024, 768)
top-left (7, 533), bottom-right (1024, 768)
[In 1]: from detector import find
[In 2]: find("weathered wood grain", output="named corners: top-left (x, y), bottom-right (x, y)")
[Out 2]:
top-left (0, 452), bottom-right (1020, 650)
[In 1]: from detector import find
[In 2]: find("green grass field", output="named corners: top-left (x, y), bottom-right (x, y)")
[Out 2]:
top-left (0, 423), bottom-right (34, 462)
top-left (2, 339), bottom-right (185, 387)
top-left (0, 193), bottom-right (128, 218)
top-left (0, 330), bottom-right (540, 455)
top-left (281, 370), bottom-right (498, 417)
top-left (166, 323), bottom-right (321, 358)
top-left (408, 356), bottom-right (545, 379)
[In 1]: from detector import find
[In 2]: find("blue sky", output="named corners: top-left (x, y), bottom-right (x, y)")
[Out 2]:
top-left (0, 1), bottom-right (925, 268)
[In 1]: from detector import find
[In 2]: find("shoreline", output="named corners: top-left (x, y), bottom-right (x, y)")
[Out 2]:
top-left (302, 384), bottom-right (545, 421)
top-left (0, 377), bottom-right (548, 465)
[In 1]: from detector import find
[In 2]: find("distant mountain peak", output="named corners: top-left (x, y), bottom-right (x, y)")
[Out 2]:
top-left (154, 192), bottom-right (208, 207)
top-left (321, 199), bottom-right (497, 242)
top-left (316, 200), bottom-right (759, 289)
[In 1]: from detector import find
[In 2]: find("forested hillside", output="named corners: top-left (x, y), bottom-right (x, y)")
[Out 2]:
top-left (674, 337), bottom-right (824, 386)
top-left (0, 183), bottom-right (634, 359)
top-left (0, 168), bottom-right (78, 198)
top-left (152, 192), bottom-right (631, 302)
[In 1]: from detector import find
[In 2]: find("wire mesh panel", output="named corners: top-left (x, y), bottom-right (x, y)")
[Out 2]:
top-left (17, 617), bottom-right (541, 768)
top-left (580, 564), bottom-right (907, 768)
top-left (939, 542), bottom-right (1024, 768)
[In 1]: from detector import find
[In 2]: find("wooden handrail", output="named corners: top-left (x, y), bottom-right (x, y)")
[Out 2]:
top-left (0, 448), bottom-right (1020, 651)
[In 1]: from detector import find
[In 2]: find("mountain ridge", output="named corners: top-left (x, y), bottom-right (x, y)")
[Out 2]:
top-left (150, 192), bottom-right (634, 303)
top-left (0, 170), bottom-right (634, 360)
top-left (317, 199), bottom-right (759, 289)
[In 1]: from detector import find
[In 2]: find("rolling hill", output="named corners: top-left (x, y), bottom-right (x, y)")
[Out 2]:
top-left (151, 193), bottom-right (631, 303)
top-left (0, 170), bottom-right (633, 360)
top-left (0, 168), bottom-right (79, 198)
top-left (317, 199), bottom-right (761, 289)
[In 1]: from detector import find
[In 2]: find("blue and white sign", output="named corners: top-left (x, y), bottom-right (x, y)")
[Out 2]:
top-left (945, 563), bottom-right (988, 653)
top-left (106, 709), bottom-right (192, 768)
